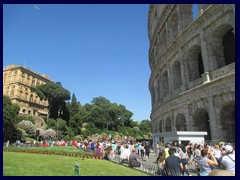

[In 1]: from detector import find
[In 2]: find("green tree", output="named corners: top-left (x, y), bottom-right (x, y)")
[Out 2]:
top-left (139, 119), bottom-right (152, 134)
top-left (69, 93), bottom-right (80, 117)
top-left (3, 95), bottom-right (20, 142)
top-left (36, 82), bottom-right (71, 121)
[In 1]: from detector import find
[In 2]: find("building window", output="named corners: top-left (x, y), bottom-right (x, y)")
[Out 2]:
top-left (14, 70), bottom-right (17, 75)
top-left (4, 73), bottom-right (7, 77)
top-left (37, 80), bottom-right (40, 86)
top-left (10, 91), bottom-right (14, 97)
top-left (30, 95), bottom-right (33, 102)
top-left (12, 85), bottom-right (15, 89)
top-left (32, 80), bottom-right (35, 86)
top-left (9, 72), bottom-right (12, 76)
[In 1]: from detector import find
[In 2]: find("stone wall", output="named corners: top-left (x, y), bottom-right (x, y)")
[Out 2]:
top-left (148, 4), bottom-right (235, 143)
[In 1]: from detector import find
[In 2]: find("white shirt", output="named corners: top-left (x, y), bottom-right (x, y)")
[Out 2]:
top-left (213, 149), bottom-right (222, 158)
top-left (120, 148), bottom-right (131, 159)
top-left (222, 154), bottom-right (235, 175)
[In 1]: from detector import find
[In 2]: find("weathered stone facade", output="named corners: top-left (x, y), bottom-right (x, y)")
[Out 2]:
top-left (148, 4), bottom-right (235, 144)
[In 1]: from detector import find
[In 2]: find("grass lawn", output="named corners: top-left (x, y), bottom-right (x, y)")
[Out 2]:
top-left (3, 152), bottom-right (150, 176)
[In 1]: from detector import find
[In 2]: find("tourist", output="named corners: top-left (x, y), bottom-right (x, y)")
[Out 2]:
top-left (138, 142), bottom-right (142, 158)
top-left (156, 150), bottom-right (167, 176)
top-left (144, 142), bottom-right (151, 161)
top-left (198, 149), bottom-right (218, 176)
top-left (164, 143), bottom-right (170, 158)
top-left (212, 144), bottom-right (222, 169)
top-left (221, 145), bottom-right (235, 175)
top-left (208, 169), bottom-right (234, 176)
top-left (129, 148), bottom-right (141, 167)
top-left (120, 144), bottom-right (131, 164)
top-left (179, 145), bottom-right (191, 176)
top-left (165, 148), bottom-right (183, 176)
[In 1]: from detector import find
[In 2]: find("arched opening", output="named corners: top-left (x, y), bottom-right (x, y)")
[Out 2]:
top-left (187, 45), bottom-right (204, 82)
top-left (22, 109), bottom-right (26, 114)
top-left (211, 24), bottom-right (235, 70)
top-left (193, 108), bottom-right (212, 141)
top-left (30, 95), bottom-right (33, 102)
top-left (169, 13), bottom-right (179, 43)
top-left (165, 118), bottom-right (172, 132)
top-left (159, 120), bottom-right (163, 133)
top-left (28, 110), bottom-right (31, 115)
top-left (159, 27), bottom-right (167, 55)
top-left (162, 71), bottom-right (169, 97)
top-left (176, 113), bottom-right (187, 131)
top-left (220, 101), bottom-right (235, 143)
top-left (172, 60), bottom-right (182, 90)
top-left (223, 28), bottom-right (235, 65)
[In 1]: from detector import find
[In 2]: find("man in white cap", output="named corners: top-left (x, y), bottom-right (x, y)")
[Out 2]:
top-left (221, 145), bottom-right (235, 175)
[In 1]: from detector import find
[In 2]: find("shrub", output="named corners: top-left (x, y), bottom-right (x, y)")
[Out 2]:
top-left (18, 120), bottom-right (36, 138)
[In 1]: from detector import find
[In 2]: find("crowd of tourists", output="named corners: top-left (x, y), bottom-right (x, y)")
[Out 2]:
top-left (155, 141), bottom-right (235, 176)
top-left (13, 139), bottom-right (235, 176)
top-left (38, 139), bottom-right (152, 167)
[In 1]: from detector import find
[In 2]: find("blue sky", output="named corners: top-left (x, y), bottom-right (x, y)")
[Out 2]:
top-left (3, 4), bottom-right (199, 122)
top-left (3, 4), bottom-right (151, 122)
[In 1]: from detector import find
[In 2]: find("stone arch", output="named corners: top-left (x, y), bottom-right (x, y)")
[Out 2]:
top-left (149, 81), bottom-right (155, 108)
top-left (223, 28), bottom-right (235, 65)
top-left (159, 26), bottom-right (167, 55)
top-left (168, 13), bottom-right (179, 43)
top-left (187, 45), bottom-right (204, 82)
top-left (172, 60), bottom-right (182, 90)
top-left (193, 108), bottom-right (212, 140)
top-left (162, 70), bottom-right (169, 97)
top-left (211, 24), bottom-right (235, 70)
top-left (165, 117), bottom-right (172, 132)
top-left (176, 113), bottom-right (187, 131)
top-left (220, 101), bottom-right (235, 143)
top-left (159, 120), bottom-right (163, 133)
top-left (153, 120), bottom-right (158, 133)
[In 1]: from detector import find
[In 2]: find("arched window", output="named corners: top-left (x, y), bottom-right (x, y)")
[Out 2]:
top-left (172, 60), bottom-right (182, 90)
top-left (223, 28), bottom-right (235, 65)
top-left (187, 45), bottom-right (204, 82)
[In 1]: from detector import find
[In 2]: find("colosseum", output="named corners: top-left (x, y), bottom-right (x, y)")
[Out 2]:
top-left (148, 4), bottom-right (235, 146)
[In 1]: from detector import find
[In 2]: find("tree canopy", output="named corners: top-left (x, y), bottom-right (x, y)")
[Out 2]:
top-left (36, 82), bottom-right (71, 120)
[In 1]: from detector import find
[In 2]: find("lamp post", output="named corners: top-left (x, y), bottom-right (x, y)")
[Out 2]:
top-left (57, 108), bottom-right (60, 140)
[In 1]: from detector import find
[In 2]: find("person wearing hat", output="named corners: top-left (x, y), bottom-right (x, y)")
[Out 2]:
top-left (221, 145), bottom-right (235, 175)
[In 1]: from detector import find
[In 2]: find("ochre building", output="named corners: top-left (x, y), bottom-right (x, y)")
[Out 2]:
top-left (148, 4), bottom-right (235, 144)
top-left (3, 65), bottom-right (52, 117)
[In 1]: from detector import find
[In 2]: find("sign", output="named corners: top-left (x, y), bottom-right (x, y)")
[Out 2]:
top-left (74, 162), bottom-right (80, 176)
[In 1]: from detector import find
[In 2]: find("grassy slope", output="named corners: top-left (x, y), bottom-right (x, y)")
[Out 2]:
top-left (3, 152), bottom-right (150, 176)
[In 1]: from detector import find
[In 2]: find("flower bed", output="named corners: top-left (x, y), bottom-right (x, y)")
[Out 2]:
top-left (3, 146), bottom-right (104, 159)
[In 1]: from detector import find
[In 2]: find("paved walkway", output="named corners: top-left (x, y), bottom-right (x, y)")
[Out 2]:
top-left (113, 152), bottom-right (198, 176)
top-left (138, 152), bottom-right (198, 176)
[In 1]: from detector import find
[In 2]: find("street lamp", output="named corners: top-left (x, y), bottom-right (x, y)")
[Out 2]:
top-left (57, 108), bottom-right (61, 140)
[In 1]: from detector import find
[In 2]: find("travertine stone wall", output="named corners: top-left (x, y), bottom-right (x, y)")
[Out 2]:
top-left (148, 4), bottom-right (235, 143)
